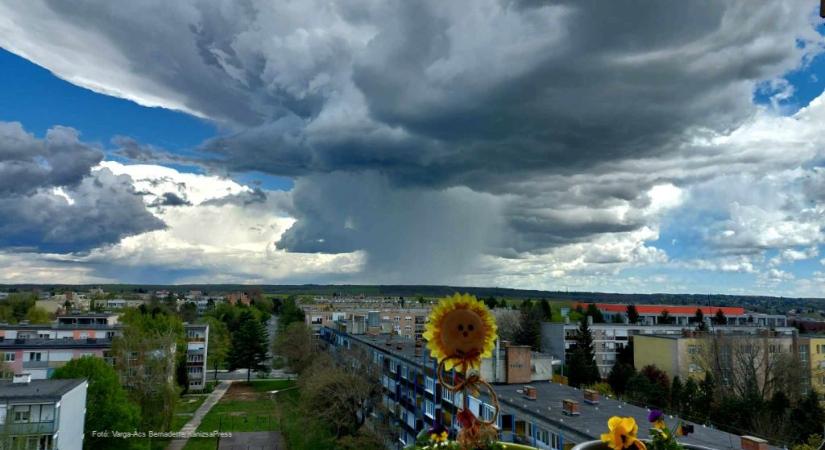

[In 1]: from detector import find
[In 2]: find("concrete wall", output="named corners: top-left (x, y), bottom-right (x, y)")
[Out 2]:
top-left (57, 381), bottom-right (88, 450)
top-left (633, 335), bottom-right (678, 378)
top-left (506, 345), bottom-right (532, 384)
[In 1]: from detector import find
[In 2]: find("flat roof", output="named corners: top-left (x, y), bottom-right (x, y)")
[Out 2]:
top-left (0, 378), bottom-right (85, 402)
top-left (574, 303), bottom-right (746, 316)
top-left (0, 338), bottom-right (112, 349)
top-left (488, 382), bottom-right (771, 449)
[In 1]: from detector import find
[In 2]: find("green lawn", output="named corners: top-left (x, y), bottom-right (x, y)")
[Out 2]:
top-left (183, 380), bottom-right (298, 450)
top-left (145, 394), bottom-right (208, 450)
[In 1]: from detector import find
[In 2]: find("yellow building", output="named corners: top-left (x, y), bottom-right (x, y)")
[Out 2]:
top-left (634, 335), bottom-right (705, 381)
top-left (797, 336), bottom-right (825, 395)
top-left (634, 332), bottom-right (795, 386)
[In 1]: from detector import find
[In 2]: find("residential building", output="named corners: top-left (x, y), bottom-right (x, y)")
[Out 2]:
top-left (184, 324), bottom-right (209, 391)
top-left (0, 375), bottom-right (87, 450)
top-left (320, 327), bottom-right (757, 450)
top-left (797, 335), bottom-right (825, 396)
top-left (574, 303), bottom-right (788, 327)
top-left (0, 314), bottom-right (209, 390)
top-left (305, 305), bottom-right (430, 340)
top-left (634, 332), bottom-right (795, 386)
top-left (542, 321), bottom-right (796, 377)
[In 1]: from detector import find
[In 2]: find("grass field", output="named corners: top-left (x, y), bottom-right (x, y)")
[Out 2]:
top-left (183, 380), bottom-right (298, 450)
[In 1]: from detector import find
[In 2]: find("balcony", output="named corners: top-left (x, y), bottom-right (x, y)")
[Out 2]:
top-left (22, 361), bottom-right (50, 369)
top-left (0, 421), bottom-right (57, 435)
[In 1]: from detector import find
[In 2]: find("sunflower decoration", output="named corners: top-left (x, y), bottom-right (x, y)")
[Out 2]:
top-left (423, 293), bottom-right (497, 372)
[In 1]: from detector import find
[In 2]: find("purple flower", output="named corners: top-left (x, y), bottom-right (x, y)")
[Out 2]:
top-left (647, 409), bottom-right (664, 423)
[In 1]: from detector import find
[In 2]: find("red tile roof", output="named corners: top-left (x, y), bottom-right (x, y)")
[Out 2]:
top-left (573, 302), bottom-right (745, 316)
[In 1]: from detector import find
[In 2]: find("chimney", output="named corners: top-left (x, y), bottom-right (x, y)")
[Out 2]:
top-left (13, 373), bottom-right (31, 384)
top-left (583, 388), bottom-right (600, 405)
top-left (562, 399), bottom-right (580, 416)
top-left (524, 385), bottom-right (537, 400)
top-left (741, 436), bottom-right (769, 450)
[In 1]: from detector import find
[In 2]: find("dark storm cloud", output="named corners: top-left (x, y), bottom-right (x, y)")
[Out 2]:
top-left (0, 122), bottom-right (102, 195)
top-left (0, 122), bottom-right (164, 252)
top-left (152, 192), bottom-right (192, 207)
top-left (0, 0), bottom-right (822, 273)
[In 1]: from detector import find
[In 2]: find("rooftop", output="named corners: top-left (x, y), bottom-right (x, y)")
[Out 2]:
top-left (575, 303), bottom-right (746, 316)
top-left (0, 338), bottom-right (113, 349)
top-left (488, 382), bottom-right (771, 450)
top-left (0, 378), bottom-right (85, 402)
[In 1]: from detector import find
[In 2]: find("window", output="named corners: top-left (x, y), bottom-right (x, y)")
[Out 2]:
top-left (13, 406), bottom-right (30, 423)
top-left (424, 377), bottom-right (435, 393)
top-left (401, 365), bottom-right (408, 379)
top-left (27, 352), bottom-right (41, 362)
top-left (424, 400), bottom-right (435, 418)
top-left (3, 353), bottom-right (14, 362)
top-left (536, 427), bottom-right (550, 445)
top-left (688, 363), bottom-right (702, 373)
top-left (443, 388), bottom-right (454, 404)
top-left (551, 432), bottom-right (561, 450)
top-left (687, 345), bottom-right (699, 354)
top-left (481, 404), bottom-right (494, 422)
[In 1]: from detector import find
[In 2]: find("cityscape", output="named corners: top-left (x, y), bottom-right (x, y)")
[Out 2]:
top-left (2, 1), bottom-right (825, 450)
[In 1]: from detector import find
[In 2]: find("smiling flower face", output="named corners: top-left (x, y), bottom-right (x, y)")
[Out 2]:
top-left (423, 293), bottom-right (497, 371)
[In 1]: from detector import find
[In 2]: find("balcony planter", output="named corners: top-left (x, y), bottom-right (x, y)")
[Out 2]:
top-left (571, 441), bottom-right (717, 450)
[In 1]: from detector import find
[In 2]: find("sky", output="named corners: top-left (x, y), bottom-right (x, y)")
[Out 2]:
top-left (1, 1), bottom-right (825, 296)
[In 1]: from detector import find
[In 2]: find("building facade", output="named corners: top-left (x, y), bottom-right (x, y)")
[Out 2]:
top-left (0, 376), bottom-right (87, 450)
top-left (0, 314), bottom-right (209, 390)
top-left (320, 327), bottom-right (751, 450)
top-left (542, 321), bottom-right (797, 377)
top-left (574, 303), bottom-right (788, 328)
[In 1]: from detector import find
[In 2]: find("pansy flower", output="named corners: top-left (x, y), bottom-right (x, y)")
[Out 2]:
top-left (601, 416), bottom-right (646, 450)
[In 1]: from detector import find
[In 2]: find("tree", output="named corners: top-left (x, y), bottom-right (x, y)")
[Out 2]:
top-left (53, 357), bottom-right (141, 450)
top-left (24, 306), bottom-right (51, 324)
top-left (657, 309), bottom-right (673, 325)
top-left (682, 377), bottom-right (699, 419)
top-left (229, 310), bottom-right (270, 382)
top-left (204, 317), bottom-right (231, 380)
top-left (585, 303), bottom-right (605, 323)
top-left (789, 391), bottom-right (825, 443)
top-left (539, 299), bottom-right (552, 320)
top-left (567, 317), bottom-right (600, 387)
top-left (607, 361), bottom-right (636, 396)
top-left (514, 303), bottom-right (542, 351)
top-left (112, 308), bottom-right (183, 430)
top-left (626, 304), bottom-right (640, 324)
top-left (278, 296), bottom-right (306, 333)
top-left (714, 309), bottom-right (727, 326)
top-left (692, 309), bottom-right (709, 331)
top-left (670, 376), bottom-right (684, 413)
top-left (178, 302), bottom-right (198, 323)
top-left (483, 296), bottom-right (498, 309)
top-left (275, 322), bottom-right (317, 374)
top-left (697, 372), bottom-right (716, 421)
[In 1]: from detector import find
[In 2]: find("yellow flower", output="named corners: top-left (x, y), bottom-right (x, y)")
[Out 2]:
top-left (601, 417), bottom-right (646, 450)
top-left (423, 293), bottom-right (497, 371)
top-left (652, 419), bottom-right (666, 430)
top-left (429, 430), bottom-right (448, 443)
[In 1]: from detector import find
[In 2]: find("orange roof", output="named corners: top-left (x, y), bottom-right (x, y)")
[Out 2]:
top-left (573, 302), bottom-right (745, 316)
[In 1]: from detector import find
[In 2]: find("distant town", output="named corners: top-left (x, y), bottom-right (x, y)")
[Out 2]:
top-left (0, 286), bottom-right (823, 450)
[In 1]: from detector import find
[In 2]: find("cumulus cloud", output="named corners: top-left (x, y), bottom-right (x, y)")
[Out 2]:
top-left (1, 1), bottom-right (825, 287)
top-left (0, 123), bottom-right (163, 253)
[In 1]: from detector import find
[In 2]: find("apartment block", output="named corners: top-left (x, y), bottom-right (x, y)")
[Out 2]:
top-left (542, 321), bottom-right (796, 377)
top-left (319, 327), bottom-right (752, 450)
top-left (305, 306), bottom-right (430, 340)
top-left (0, 314), bottom-right (209, 390)
top-left (0, 375), bottom-right (87, 450)
top-left (634, 332), bottom-right (795, 384)
top-left (575, 303), bottom-right (788, 327)
top-left (797, 336), bottom-right (825, 396)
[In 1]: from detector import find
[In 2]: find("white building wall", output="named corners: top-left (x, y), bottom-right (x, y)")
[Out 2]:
top-left (56, 381), bottom-right (87, 450)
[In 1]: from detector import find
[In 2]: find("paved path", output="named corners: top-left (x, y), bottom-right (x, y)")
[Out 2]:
top-left (167, 381), bottom-right (233, 450)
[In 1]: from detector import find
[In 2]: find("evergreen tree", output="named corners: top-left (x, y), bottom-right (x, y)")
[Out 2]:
top-left (278, 296), bottom-right (306, 332)
top-left (790, 391), bottom-right (825, 442)
top-left (567, 317), bottom-right (600, 387)
top-left (713, 309), bottom-right (727, 326)
top-left (515, 303), bottom-right (542, 351)
top-left (626, 304), bottom-right (640, 324)
top-left (670, 376), bottom-right (684, 413)
top-left (229, 311), bottom-right (270, 382)
top-left (682, 377), bottom-right (699, 419)
top-left (697, 372), bottom-right (716, 422)
top-left (585, 303), bottom-right (605, 323)
top-left (607, 361), bottom-right (636, 396)
top-left (483, 296), bottom-right (498, 309)
top-left (539, 299), bottom-right (552, 320)
top-left (694, 308), bottom-right (709, 331)
top-left (658, 309), bottom-right (673, 325)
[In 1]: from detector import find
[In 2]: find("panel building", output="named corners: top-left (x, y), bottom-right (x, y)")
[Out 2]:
top-left (0, 375), bottom-right (87, 450)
